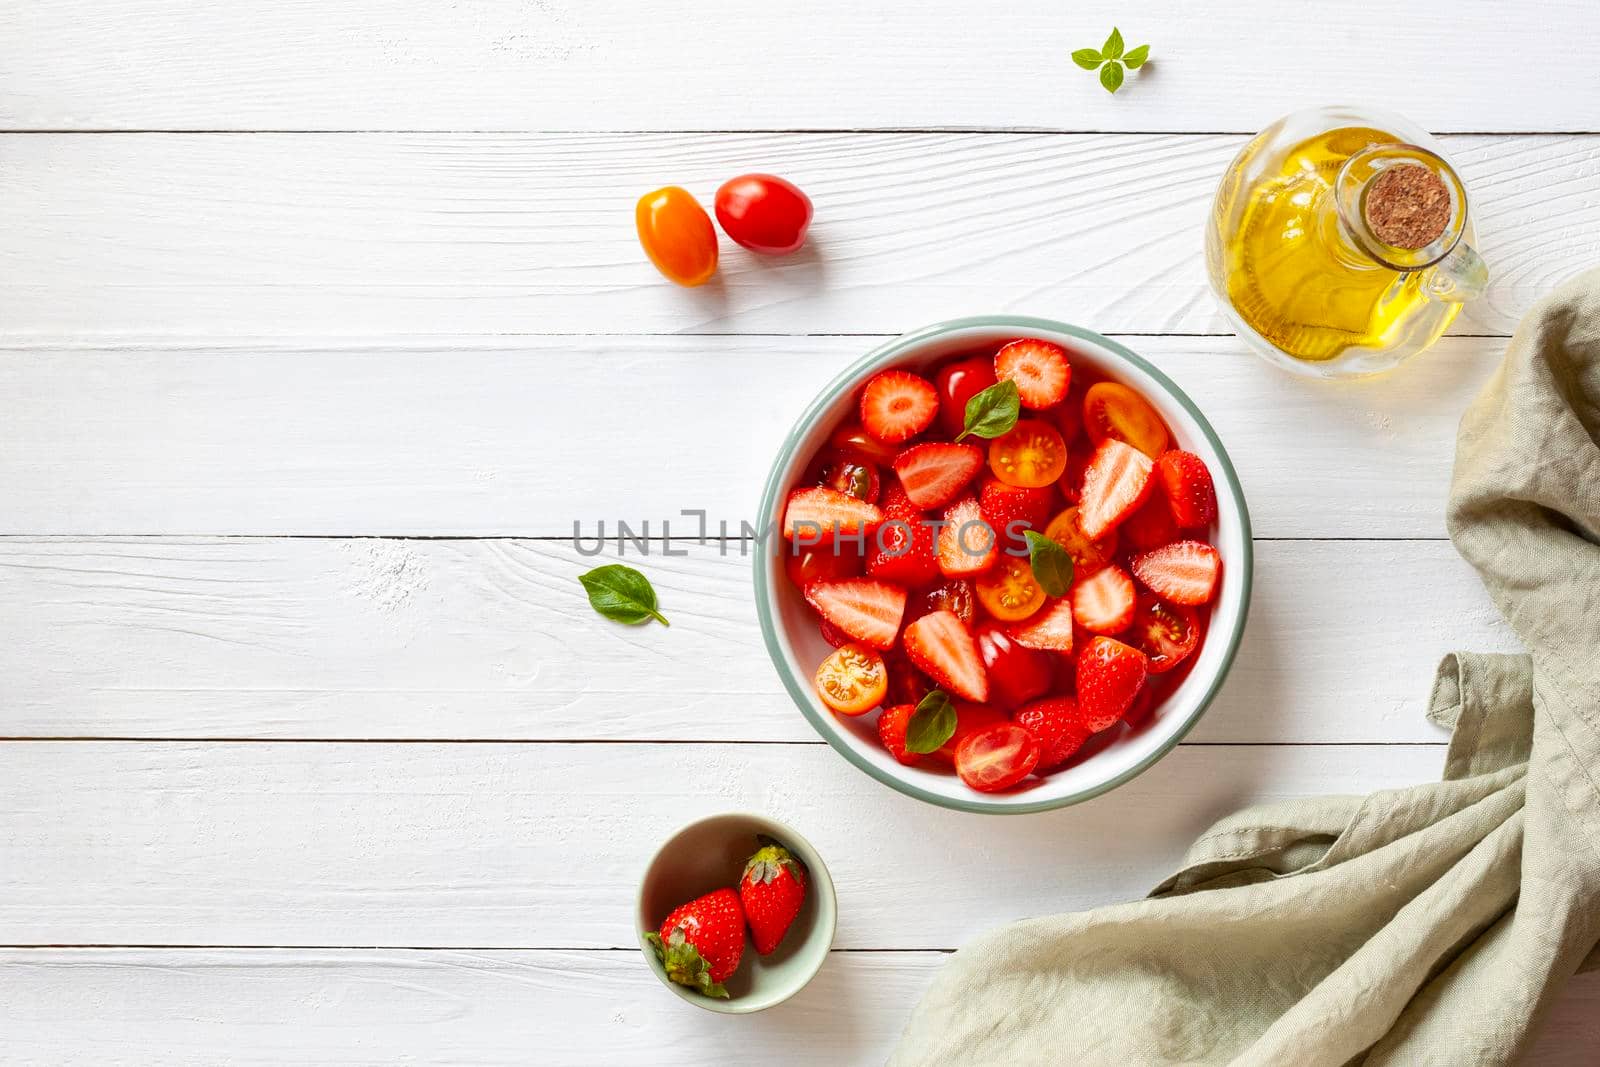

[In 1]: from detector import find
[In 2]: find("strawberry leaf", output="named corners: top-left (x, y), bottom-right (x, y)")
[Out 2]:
top-left (1123, 44), bottom-right (1150, 69)
top-left (905, 689), bottom-right (956, 754)
top-left (1102, 26), bottom-right (1124, 60)
top-left (956, 379), bottom-right (1021, 442)
top-left (578, 563), bottom-right (669, 626)
top-left (1071, 48), bottom-right (1104, 70)
top-left (1100, 60), bottom-right (1125, 94)
top-left (648, 929), bottom-right (729, 998)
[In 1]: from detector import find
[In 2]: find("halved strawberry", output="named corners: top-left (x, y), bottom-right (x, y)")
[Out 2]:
top-left (978, 477), bottom-right (1056, 554)
top-left (994, 339), bottom-right (1071, 410)
top-left (1155, 450), bottom-right (1219, 529)
top-left (1006, 597), bottom-right (1074, 652)
top-left (1076, 636), bottom-right (1149, 731)
top-left (877, 702), bottom-right (922, 766)
top-left (783, 487), bottom-right (882, 541)
top-left (902, 609), bottom-right (989, 701)
top-left (936, 496), bottom-right (998, 577)
top-left (1078, 439), bottom-right (1154, 539)
top-left (859, 370), bottom-right (939, 445)
top-left (1070, 564), bottom-right (1136, 634)
top-left (1131, 540), bottom-right (1221, 606)
top-left (893, 442), bottom-right (984, 510)
top-left (1014, 696), bottom-right (1091, 770)
top-left (804, 578), bottom-right (907, 649)
top-left (1120, 492), bottom-right (1180, 552)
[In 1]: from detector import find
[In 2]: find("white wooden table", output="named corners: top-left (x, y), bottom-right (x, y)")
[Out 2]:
top-left (3, 3), bottom-right (1599, 1062)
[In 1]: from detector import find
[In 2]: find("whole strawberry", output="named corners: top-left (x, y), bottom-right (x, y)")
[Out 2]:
top-left (645, 887), bottom-right (746, 997)
top-left (739, 837), bottom-right (809, 955)
top-left (1077, 636), bottom-right (1149, 731)
top-left (1014, 696), bottom-right (1091, 770)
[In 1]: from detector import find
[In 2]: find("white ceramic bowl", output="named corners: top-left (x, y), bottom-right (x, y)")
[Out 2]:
top-left (754, 316), bottom-right (1253, 814)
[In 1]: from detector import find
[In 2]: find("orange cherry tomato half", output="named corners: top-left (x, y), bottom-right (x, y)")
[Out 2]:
top-left (988, 419), bottom-right (1068, 488)
top-left (975, 553), bottom-right (1047, 622)
top-left (1083, 381), bottom-right (1170, 459)
top-left (813, 642), bottom-right (888, 715)
top-left (635, 186), bottom-right (718, 287)
top-left (1043, 505), bottom-right (1118, 575)
top-left (955, 722), bottom-right (1042, 792)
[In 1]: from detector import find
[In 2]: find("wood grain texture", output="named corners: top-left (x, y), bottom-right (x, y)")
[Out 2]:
top-left (0, 741), bottom-right (1446, 948)
top-left (3, 949), bottom-right (1596, 1065)
top-left (1, 133), bottom-right (1593, 341)
top-left (0, 335), bottom-right (1506, 538)
top-left (0, 537), bottom-right (1516, 743)
top-left (4, 1), bottom-right (1599, 132)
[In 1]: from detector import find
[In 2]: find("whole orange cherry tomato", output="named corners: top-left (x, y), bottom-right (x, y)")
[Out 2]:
top-left (714, 174), bottom-right (813, 255)
top-left (636, 186), bottom-right (718, 287)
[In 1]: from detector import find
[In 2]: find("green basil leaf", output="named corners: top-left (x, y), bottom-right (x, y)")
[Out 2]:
top-left (1024, 531), bottom-right (1074, 597)
top-left (905, 689), bottom-right (957, 754)
top-left (1102, 26), bottom-right (1124, 60)
top-left (578, 564), bottom-right (669, 626)
top-left (1100, 60), bottom-right (1125, 94)
top-left (1070, 48), bottom-right (1103, 70)
top-left (956, 379), bottom-right (1021, 441)
top-left (1122, 44), bottom-right (1150, 69)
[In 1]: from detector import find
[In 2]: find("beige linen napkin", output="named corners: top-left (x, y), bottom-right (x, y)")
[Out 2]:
top-left (890, 268), bottom-right (1600, 1066)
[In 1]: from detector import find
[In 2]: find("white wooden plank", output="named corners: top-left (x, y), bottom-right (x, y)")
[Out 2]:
top-left (0, 740), bottom-right (1446, 948)
top-left (3, 949), bottom-right (1594, 1066)
top-left (3, 1), bottom-right (1598, 132)
top-left (0, 538), bottom-right (1515, 744)
top-left (0, 133), bottom-right (1591, 341)
top-left (0, 335), bottom-right (1504, 538)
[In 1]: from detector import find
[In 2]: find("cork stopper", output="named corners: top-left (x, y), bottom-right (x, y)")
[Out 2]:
top-left (1363, 164), bottom-right (1451, 250)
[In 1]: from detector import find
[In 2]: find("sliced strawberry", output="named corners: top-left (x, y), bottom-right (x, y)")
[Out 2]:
top-left (994, 339), bottom-right (1071, 410)
top-left (782, 487), bottom-right (882, 541)
top-left (893, 442), bottom-right (984, 510)
top-left (978, 477), bottom-right (1056, 554)
top-left (1076, 636), bottom-right (1149, 731)
top-left (902, 609), bottom-right (989, 701)
top-left (1070, 564), bottom-right (1136, 634)
top-left (1014, 696), bottom-right (1091, 770)
top-left (804, 578), bottom-right (907, 650)
top-left (1155, 450), bottom-right (1219, 529)
top-left (1078, 439), bottom-right (1154, 539)
top-left (936, 496), bottom-right (998, 577)
top-left (1131, 540), bottom-right (1221, 606)
top-left (877, 703), bottom-right (922, 766)
top-left (865, 513), bottom-right (940, 586)
top-left (818, 617), bottom-right (853, 648)
top-left (1006, 597), bottom-right (1075, 652)
top-left (1120, 492), bottom-right (1180, 552)
top-left (859, 369), bottom-right (939, 445)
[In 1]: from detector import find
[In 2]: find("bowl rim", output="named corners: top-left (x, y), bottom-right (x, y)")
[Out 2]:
top-left (753, 315), bottom-right (1254, 815)
top-left (635, 812), bottom-right (838, 1014)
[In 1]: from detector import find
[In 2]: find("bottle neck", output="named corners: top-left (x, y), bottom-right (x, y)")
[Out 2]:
top-left (1332, 144), bottom-right (1469, 272)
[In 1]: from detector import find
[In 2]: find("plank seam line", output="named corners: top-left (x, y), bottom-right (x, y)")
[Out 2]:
top-left (0, 128), bottom-right (1592, 137)
top-left (0, 738), bottom-right (1450, 747)
top-left (0, 944), bottom-right (956, 953)
top-left (0, 535), bottom-right (1455, 543)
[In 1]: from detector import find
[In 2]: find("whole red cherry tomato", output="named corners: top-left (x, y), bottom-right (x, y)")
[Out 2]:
top-left (974, 621), bottom-right (1054, 709)
top-left (636, 186), bottom-right (718, 287)
top-left (935, 356), bottom-right (999, 437)
top-left (714, 174), bottom-right (813, 255)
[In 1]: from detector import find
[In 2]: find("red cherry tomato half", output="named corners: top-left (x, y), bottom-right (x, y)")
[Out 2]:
top-left (955, 722), bottom-right (1042, 792)
top-left (1133, 597), bottom-right (1201, 673)
top-left (713, 174), bottom-right (813, 255)
top-left (783, 543), bottom-right (863, 588)
top-left (829, 422), bottom-right (900, 464)
top-left (636, 186), bottom-right (718, 287)
top-left (933, 702), bottom-right (1008, 764)
top-left (935, 356), bottom-right (999, 437)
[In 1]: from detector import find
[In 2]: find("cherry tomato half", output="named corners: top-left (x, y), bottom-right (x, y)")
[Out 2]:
top-left (1043, 505), bottom-right (1118, 575)
top-left (784, 543), bottom-right (863, 588)
top-left (813, 642), bottom-right (887, 715)
top-left (829, 422), bottom-right (900, 464)
top-left (714, 174), bottom-right (813, 255)
top-left (1083, 381), bottom-right (1170, 459)
top-left (933, 702), bottom-right (1008, 764)
top-left (989, 419), bottom-right (1068, 488)
top-left (814, 451), bottom-right (881, 504)
top-left (955, 722), bottom-right (1042, 792)
top-left (636, 186), bottom-right (718, 287)
top-left (1133, 598), bottom-right (1201, 674)
top-left (919, 579), bottom-right (976, 629)
top-left (974, 554), bottom-right (1047, 622)
top-left (935, 356), bottom-right (999, 437)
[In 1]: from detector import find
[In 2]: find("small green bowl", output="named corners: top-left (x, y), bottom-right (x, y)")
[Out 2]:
top-left (637, 813), bottom-right (837, 1014)
top-left (754, 316), bottom-right (1254, 814)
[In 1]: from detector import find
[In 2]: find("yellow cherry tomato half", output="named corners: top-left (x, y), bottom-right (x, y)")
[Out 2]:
top-left (814, 642), bottom-right (888, 715)
top-left (975, 553), bottom-right (1047, 622)
top-left (635, 186), bottom-right (718, 287)
top-left (988, 419), bottom-right (1068, 488)
top-left (1043, 505), bottom-right (1118, 575)
top-left (1083, 381), bottom-right (1169, 459)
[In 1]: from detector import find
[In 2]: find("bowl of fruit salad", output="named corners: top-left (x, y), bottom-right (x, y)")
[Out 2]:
top-left (754, 316), bottom-right (1252, 813)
